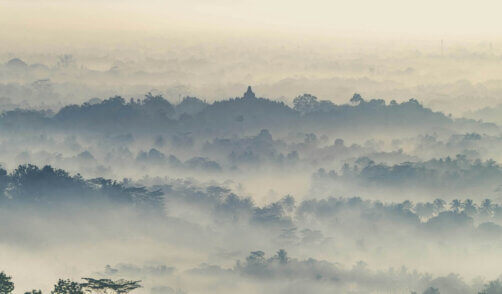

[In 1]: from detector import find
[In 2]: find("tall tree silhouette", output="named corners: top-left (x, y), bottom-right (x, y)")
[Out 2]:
top-left (0, 272), bottom-right (14, 294)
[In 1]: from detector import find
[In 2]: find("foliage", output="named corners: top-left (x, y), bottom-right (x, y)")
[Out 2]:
top-left (479, 280), bottom-right (502, 294)
top-left (81, 278), bottom-right (141, 294)
top-left (52, 279), bottom-right (83, 294)
top-left (422, 287), bottom-right (440, 294)
top-left (0, 272), bottom-right (14, 294)
top-left (0, 164), bottom-right (163, 208)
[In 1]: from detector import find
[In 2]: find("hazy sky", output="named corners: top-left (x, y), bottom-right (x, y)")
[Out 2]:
top-left (2, 0), bottom-right (502, 40)
top-left (2, 0), bottom-right (502, 115)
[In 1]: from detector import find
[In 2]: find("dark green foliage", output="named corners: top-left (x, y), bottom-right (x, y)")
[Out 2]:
top-left (143, 92), bottom-right (175, 118)
top-left (0, 109), bottom-right (51, 130)
top-left (54, 94), bottom-right (174, 132)
top-left (0, 167), bottom-right (8, 199)
top-left (81, 278), bottom-right (141, 294)
top-left (10, 164), bottom-right (86, 202)
top-left (0, 89), bottom-right (467, 137)
top-left (51, 279), bottom-right (83, 294)
top-left (175, 96), bottom-right (208, 117)
top-left (24, 290), bottom-right (42, 294)
top-left (0, 164), bottom-right (163, 208)
top-left (293, 93), bottom-right (320, 114)
top-left (0, 272), bottom-right (14, 294)
top-left (316, 155), bottom-right (502, 191)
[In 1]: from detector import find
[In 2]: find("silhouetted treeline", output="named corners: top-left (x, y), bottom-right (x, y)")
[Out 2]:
top-left (1, 89), bottom-right (494, 135)
top-left (0, 164), bottom-right (162, 208)
top-left (190, 249), bottom-right (502, 294)
top-left (3, 163), bottom-right (502, 235)
top-left (0, 271), bottom-right (141, 294)
top-left (314, 154), bottom-right (502, 193)
top-left (3, 255), bottom-right (502, 294)
top-left (154, 179), bottom-right (502, 239)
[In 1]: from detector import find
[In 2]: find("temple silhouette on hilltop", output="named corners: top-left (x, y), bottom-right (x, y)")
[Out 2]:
top-left (243, 86), bottom-right (256, 99)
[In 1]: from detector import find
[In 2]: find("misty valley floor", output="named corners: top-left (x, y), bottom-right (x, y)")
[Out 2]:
top-left (1, 87), bottom-right (502, 294)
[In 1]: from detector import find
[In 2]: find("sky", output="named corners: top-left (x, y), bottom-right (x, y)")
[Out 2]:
top-left (2, 0), bottom-right (502, 40)
top-left (3, 0), bottom-right (502, 116)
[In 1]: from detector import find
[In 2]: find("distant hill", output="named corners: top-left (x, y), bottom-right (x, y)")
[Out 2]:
top-left (5, 58), bottom-right (28, 69)
top-left (0, 86), bottom-right (497, 136)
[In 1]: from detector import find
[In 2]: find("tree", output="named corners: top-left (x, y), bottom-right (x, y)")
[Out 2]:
top-left (450, 199), bottom-right (462, 213)
top-left (0, 272), bottom-right (14, 294)
top-left (350, 93), bottom-right (364, 105)
top-left (275, 249), bottom-right (288, 265)
top-left (51, 279), bottom-right (83, 294)
top-left (293, 94), bottom-right (319, 114)
top-left (143, 93), bottom-right (175, 118)
top-left (480, 199), bottom-right (494, 217)
top-left (433, 199), bottom-right (446, 214)
top-left (81, 278), bottom-right (141, 294)
top-left (57, 54), bottom-right (75, 68)
top-left (463, 199), bottom-right (477, 216)
top-left (24, 290), bottom-right (42, 294)
top-left (246, 251), bottom-right (266, 265)
top-left (479, 279), bottom-right (502, 294)
top-left (423, 287), bottom-right (440, 294)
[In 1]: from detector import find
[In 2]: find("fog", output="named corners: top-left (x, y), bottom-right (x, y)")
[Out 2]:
top-left (5, 37), bottom-right (502, 118)
top-left (3, 1), bottom-right (502, 294)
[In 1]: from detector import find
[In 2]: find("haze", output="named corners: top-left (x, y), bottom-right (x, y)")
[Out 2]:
top-left (2, 1), bottom-right (502, 294)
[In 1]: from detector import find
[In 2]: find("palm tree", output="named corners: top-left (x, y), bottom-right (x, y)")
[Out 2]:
top-left (480, 199), bottom-right (494, 217)
top-left (450, 199), bottom-right (462, 213)
top-left (462, 199), bottom-right (477, 216)
top-left (433, 199), bottom-right (446, 214)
